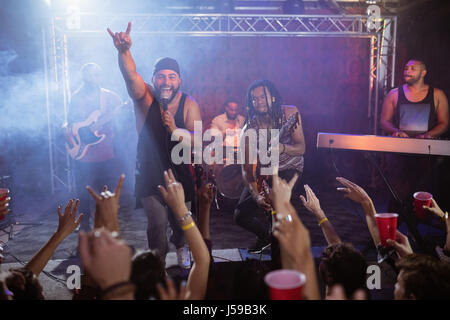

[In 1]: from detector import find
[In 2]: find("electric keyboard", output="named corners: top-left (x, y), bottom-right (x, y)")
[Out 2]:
top-left (317, 132), bottom-right (450, 156)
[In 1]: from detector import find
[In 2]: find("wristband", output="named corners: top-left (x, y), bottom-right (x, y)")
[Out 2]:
top-left (182, 221), bottom-right (196, 231)
top-left (318, 217), bottom-right (328, 226)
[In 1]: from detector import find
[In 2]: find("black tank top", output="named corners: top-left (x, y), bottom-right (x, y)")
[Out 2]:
top-left (135, 92), bottom-right (194, 201)
top-left (394, 85), bottom-right (437, 137)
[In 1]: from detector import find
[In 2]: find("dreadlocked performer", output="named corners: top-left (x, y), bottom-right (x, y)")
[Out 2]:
top-left (234, 79), bottom-right (306, 254)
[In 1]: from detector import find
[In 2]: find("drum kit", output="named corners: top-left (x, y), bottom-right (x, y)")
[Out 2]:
top-left (193, 143), bottom-right (245, 211)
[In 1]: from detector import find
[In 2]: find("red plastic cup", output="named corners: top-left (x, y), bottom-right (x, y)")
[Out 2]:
top-left (413, 192), bottom-right (432, 220)
top-left (264, 269), bottom-right (306, 300)
top-left (0, 188), bottom-right (9, 220)
top-left (375, 213), bottom-right (398, 247)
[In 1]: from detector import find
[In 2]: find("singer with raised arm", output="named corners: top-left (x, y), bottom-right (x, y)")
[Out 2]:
top-left (107, 22), bottom-right (202, 269)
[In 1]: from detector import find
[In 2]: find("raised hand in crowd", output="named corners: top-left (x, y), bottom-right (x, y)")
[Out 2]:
top-left (159, 170), bottom-right (188, 215)
top-left (272, 200), bottom-right (320, 300)
top-left (269, 172), bottom-right (298, 232)
top-left (422, 198), bottom-right (446, 220)
top-left (87, 174), bottom-right (125, 234)
top-left (197, 182), bottom-right (215, 241)
top-left (386, 230), bottom-right (414, 258)
top-left (422, 198), bottom-right (450, 259)
top-left (336, 177), bottom-right (380, 247)
top-left (158, 169), bottom-right (210, 300)
top-left (326, 284), bottom-right (367, 300)
top-left (107, 22), bottom-right (132, 53)
top-left (157, 276), bottom-right (187, 300)
top-left (300, 184), bottom-right (341, 245)
top-left (78, 228), bottom-right (134, 300)
top-left (25, 199), bottom-right (83, 277)
top-left (269, 172), bottom-right (298, 214)
top-left (336, 177), bottom-right (372, 206)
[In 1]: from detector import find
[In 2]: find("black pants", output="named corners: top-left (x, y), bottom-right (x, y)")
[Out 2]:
top-left (73, 157), bottom-right (123, 231)
top-left (233, 169), bottom-right (302, 240)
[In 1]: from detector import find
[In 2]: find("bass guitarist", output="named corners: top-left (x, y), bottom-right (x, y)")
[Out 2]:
top-left (62, 62), bottom-right (124, 231)
top-left (234, 79), bottom-right (306, 254)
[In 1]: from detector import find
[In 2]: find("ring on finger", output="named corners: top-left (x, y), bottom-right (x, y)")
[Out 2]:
top-left (105, 191), bottom-right (114, 197)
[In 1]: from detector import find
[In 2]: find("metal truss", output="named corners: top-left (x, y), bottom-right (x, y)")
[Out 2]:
top-left (369, 15), bottom-right (397, 134)
top-left (42, 20), bottom-right (73, 194)
top-left (44, 13), bottom-right (396, 193)
top-left (61, 13), bottom-right (387, 37)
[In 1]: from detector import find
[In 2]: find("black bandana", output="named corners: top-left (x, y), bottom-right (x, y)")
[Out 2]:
top-left (153, 57), bottom-right (180, 76)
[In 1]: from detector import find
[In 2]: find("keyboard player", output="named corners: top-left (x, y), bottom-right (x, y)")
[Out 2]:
top-left (379, 58), bottom-right (449, 217)
top-left (380, 58), bottom-right (448, 139)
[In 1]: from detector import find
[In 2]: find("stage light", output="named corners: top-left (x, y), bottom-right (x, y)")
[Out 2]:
top-left (283, 0), bottom-right (305, 14)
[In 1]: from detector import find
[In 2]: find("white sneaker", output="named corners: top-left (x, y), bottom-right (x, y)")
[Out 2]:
top-left (176, 246), bottom-right (191, 269)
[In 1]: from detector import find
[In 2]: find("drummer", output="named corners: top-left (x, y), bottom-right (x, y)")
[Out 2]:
top-left (210, 99), bottom-right (245, 149)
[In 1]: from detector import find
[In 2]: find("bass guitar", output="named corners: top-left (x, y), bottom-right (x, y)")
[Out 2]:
top-left (65, 100), bottom-right (130, 160)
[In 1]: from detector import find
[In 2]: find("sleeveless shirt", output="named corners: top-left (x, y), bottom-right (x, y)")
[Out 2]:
top-left (394, 85), bottom-right (437, 137)
top-left (135, 92), bottom-right (195, 201)
top-left (246, 109), bottom-right (304, 174)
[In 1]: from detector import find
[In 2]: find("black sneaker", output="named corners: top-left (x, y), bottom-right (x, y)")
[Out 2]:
top-left (247, 237), bottom-right (271, 254)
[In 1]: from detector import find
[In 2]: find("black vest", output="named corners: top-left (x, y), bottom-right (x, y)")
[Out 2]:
top-left (394, 85), bottom-right (437, 137)
top-left (135, 92), bottom-right (194, 201)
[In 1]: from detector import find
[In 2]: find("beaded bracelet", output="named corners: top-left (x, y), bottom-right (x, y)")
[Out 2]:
top-left (179, 211), bottom-right (193, 223)
top-left (182, 221), bottom-right (196, 231)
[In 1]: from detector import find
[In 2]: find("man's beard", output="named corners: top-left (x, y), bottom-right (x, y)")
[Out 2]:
top-left (156, 85), bottom-right (179, 103)
top-left (405, 75), bottom-right (420, 85)
top-left (226, 112), bottom-right (237, 120)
